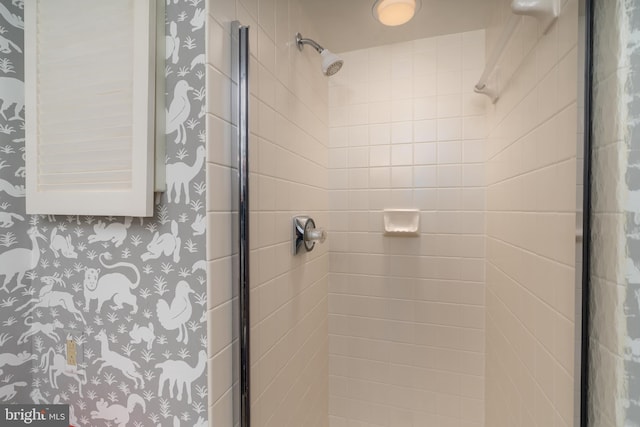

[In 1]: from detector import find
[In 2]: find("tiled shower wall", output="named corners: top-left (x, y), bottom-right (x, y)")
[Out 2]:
top-left (207, 0), bottom-right (329, 426)
top-left (327, 32), bottom-right (487, 426)
top-left (588, 0), bottom-right (640, 425)
top-left (484, 0), bottom-right (579, 426)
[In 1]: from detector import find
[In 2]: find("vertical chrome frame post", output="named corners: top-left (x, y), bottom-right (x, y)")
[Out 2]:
top-left (234, 21), bottom-right (251, 427)
top-left (580, 0), bottom-right (593, 425)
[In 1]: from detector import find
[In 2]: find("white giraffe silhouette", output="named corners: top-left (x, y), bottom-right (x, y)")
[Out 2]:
top-left (166, 145), bottom-right (205, 204)
top-left (0, 227), bottom-right (46, 292)
top-left (156, 350), bottom-right (207, 403)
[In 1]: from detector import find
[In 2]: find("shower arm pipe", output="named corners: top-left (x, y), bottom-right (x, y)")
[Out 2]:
top-left (474, 13), bottom-right (520, 103)
top-left (296, 34), bottom-right (324, 53)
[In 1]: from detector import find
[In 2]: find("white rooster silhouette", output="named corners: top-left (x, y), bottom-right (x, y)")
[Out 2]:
top-left (156, 280), bottom-right (195, 344)
top-left (166, 80), bottom-right (193, 145)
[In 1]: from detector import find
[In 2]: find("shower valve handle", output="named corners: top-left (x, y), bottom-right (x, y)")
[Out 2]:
top-left (293, 216), bottom-right (327, 254)
top-left (305, 228), bottom-right (327, 244)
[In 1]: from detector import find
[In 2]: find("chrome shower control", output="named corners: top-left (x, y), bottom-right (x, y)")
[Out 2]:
top-left (293, 216), bottom-right (327, 255)
top-left (305, 228), bottom-right (327, 244)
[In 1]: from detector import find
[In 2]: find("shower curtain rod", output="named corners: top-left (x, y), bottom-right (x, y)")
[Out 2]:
top-left (474, 13), bottom-right (520, 103)
top-left (475, 0), bottom-right (560, 103)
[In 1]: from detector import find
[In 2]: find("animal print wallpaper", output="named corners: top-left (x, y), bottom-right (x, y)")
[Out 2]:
top-left (0, 1), bottom-right (209, 426)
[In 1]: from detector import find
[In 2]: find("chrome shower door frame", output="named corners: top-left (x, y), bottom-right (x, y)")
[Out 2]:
top-left (233, 20), bottom-right (251, 427)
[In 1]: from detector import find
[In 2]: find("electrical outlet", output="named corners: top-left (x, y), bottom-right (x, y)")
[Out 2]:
top-left (63, 330), bottom-right (85, 367)
top-left (66, 339), bottom-right (76, 366)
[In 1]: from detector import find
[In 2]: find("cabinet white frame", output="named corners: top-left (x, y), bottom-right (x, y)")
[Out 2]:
top-left (25, 0), bottom-right (157, 217)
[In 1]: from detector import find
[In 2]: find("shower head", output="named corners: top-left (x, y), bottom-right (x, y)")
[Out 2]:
top-left (295, 32), bottom-right (344, 77)
top-left (320, 50), bottom-right (344, 77)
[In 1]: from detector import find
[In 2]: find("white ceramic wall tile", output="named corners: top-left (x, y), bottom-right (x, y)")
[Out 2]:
top-left (414, 97), bottom-right (438, 120)
top-left (328, 31), bottom-right (487, 427)
top-left (484, 1), bottom-right (579, 427)
top-left (207, 1), bottom-right (329, 425)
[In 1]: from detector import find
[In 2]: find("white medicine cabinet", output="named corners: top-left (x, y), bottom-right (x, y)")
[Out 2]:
top-left (24, 0), bottom-right (164, 217)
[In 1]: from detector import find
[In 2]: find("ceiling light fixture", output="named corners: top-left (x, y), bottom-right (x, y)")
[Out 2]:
top-left (372, 0), bottom-right (421, 27)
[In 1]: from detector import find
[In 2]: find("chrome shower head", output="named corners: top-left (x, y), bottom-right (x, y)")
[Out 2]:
top-left (295, 32), bottom-right (344, 77)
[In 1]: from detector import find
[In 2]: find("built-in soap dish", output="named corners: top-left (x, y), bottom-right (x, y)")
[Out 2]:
top-left (383, 209), bottom-right (420, 237)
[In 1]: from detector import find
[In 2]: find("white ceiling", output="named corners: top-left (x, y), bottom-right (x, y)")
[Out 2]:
top-left (299, 0), bottom-right (492, 53)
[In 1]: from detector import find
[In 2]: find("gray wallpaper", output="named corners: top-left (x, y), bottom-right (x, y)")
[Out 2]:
top-left (0, 0), bottom-right (30, 407)
top-left (0, 1), bottom-right (208, 426)
top-left (623, 2), bottom-right (640, 424)
top-left (591, 0), bottom-right (640, 426)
